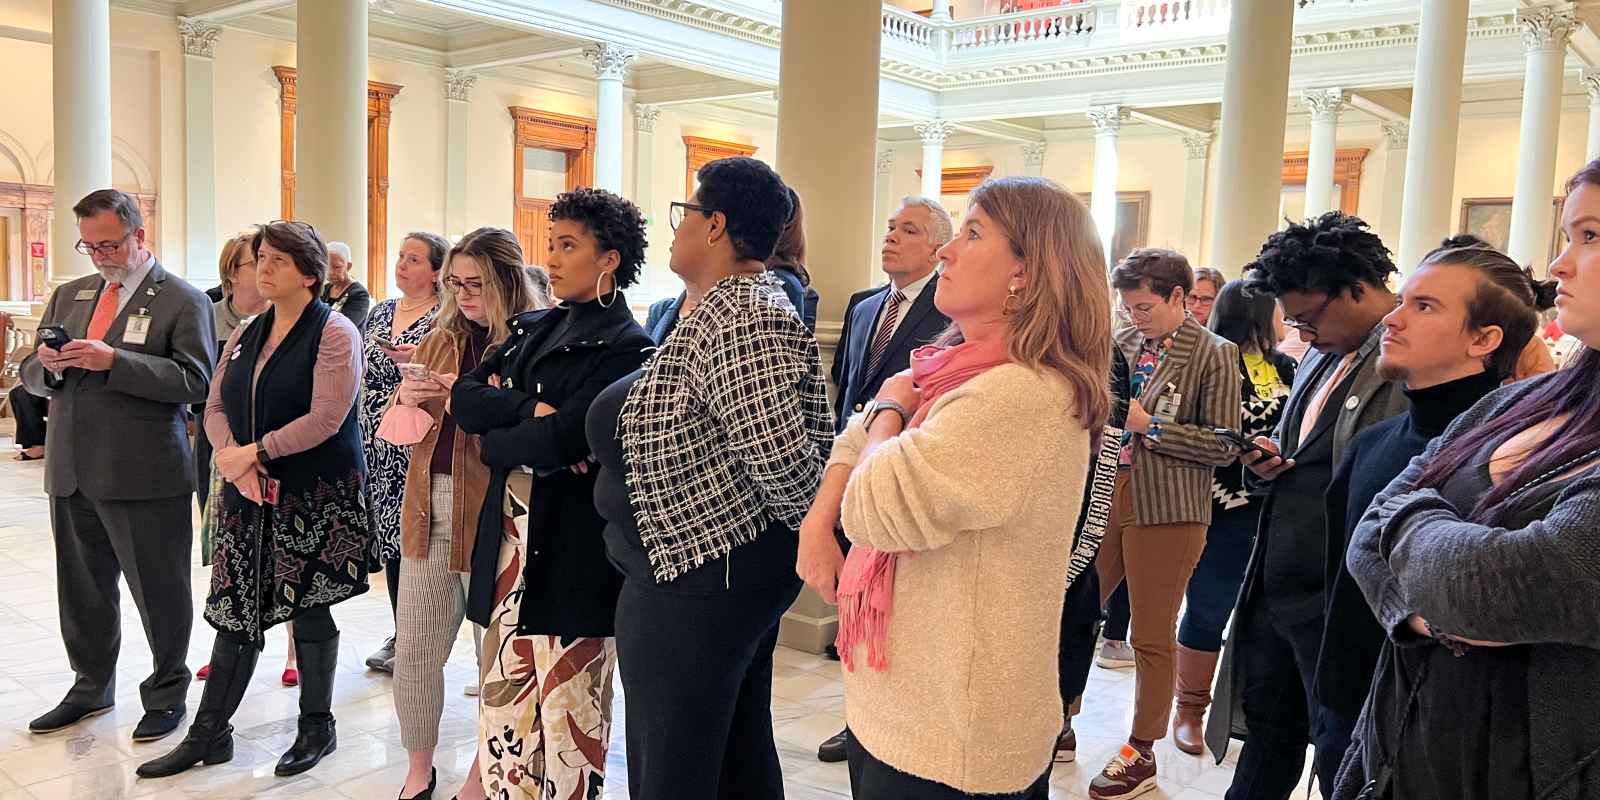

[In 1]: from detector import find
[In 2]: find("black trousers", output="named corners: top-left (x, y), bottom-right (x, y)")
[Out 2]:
top-left (9, 386), bottom-right (47, 449)
top-left (614, 575), bottom-right (801, 800)
top-left (1226, 601), bottom-right (1352, 800)
top-left (50, 491), bottom-right (193, 712)
top-left (1059, 560), bottom-right (1102, 713)
top-left (848, 736), bottom-right (1052, 799)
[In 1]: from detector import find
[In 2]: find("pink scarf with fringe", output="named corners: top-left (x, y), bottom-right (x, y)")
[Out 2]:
top-left (835, 337), bottom-right (1012, 672)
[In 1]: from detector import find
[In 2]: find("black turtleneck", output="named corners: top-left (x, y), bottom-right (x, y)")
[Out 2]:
top-left (1339, 368), bottom-right (1502, 544)
top-left (1315, 367), bottom-right (1503, 713)
top-left (531, 296), bottom-right (603, 362)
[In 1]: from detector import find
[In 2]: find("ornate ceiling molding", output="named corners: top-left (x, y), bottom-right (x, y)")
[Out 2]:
top-left (593, 0), bottom-right (781, 48)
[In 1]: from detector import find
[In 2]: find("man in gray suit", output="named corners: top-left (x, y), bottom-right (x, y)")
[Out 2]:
top-left (20, 189), bottom-right (216, 743)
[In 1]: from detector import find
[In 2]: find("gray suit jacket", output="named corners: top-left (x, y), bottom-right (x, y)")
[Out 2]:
top-left (21, 260), bottom-right (216, 500)
top-left (1115, 318), bottom-right (1242, 526)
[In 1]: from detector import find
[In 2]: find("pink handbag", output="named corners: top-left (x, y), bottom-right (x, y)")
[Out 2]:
top-left (377, 403), bottom-right (434, 446)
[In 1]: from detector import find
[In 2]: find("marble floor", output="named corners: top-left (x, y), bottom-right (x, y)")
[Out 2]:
top-left (0, 421), bottom-right (1309, 800)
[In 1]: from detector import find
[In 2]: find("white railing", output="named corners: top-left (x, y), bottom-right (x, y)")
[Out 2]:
top-left (1120, 0), bottom-right (1229, 42)
top-left (948, 5), bottom-right (1099, 51)
top-left (882, 6), bottom-right (937, 48)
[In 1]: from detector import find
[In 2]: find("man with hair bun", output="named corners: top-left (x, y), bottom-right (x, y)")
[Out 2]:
top-left (1208, 212), bottom-right (1408, 799)
top-left (1312, 234), bottom-right (1555, 798)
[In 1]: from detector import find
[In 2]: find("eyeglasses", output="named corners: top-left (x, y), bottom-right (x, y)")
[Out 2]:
top-left (669, 202), bottom-right (712, 231)
top-left (1283, 294), bottom-right (1337, 334)
top-left (74, 234), bottom-right (132, 256)
top-left (443, 277), bottom-right (484, 297)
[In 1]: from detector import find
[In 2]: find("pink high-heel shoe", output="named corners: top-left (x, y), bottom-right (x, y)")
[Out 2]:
top-left (281, 666), bottom-right (299, 687)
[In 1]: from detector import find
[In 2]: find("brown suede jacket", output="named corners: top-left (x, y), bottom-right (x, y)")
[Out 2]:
top-left (394, 327), bottom-right (491, 573)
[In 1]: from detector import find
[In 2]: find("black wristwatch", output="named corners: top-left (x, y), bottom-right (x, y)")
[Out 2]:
top-left (255, 441), bottom-right (270, 465)
top-left (863, 399), bottom-right (910, 431)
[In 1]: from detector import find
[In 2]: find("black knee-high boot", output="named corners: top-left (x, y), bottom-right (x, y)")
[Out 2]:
top-left (137, 636), bottom-right (260, 778)
top-left (276, 632), bottom-right (339, 776)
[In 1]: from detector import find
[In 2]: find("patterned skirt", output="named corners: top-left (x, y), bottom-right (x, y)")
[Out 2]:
top-left (478, 472), bottom-right (617, 800)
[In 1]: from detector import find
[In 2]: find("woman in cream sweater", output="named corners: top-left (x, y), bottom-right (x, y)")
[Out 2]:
top-left (797, 176), bottom-right (1112, 798)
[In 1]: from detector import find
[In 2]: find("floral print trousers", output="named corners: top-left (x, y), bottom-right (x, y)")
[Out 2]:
top-left (478, 479), bottom-right (616, 800)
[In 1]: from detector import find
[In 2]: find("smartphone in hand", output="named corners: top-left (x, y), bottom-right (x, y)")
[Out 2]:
top-left (372, 335), bottom-right (397, 350)
top-left (36, 325), bottom-right (73, 349)
top-left (1212, 428), bottom-right (1277, 460)
top-left (399, 362), bottom-right (431, 382)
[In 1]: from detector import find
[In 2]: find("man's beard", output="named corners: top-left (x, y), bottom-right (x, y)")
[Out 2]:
top-left (1375, 356), bottom-right (1408, 383)
top-left (95, 262), bottom-right (132, 285)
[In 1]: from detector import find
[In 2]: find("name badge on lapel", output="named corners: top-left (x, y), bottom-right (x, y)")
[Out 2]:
top-left (74, 289), bottom-right (97, 301)
top-left (125, 310), bottom-right (153, 345)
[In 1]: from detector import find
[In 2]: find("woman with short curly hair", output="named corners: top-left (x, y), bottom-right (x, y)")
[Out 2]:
top-left (450, 189), bottom-right (654, 799)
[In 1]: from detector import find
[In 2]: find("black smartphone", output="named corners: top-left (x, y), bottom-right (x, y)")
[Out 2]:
top-left (1212, 427), bottom-right (1277, 461)
top-left (36, 325), bottom-right (73, 349)
top-left (372, 335), bottom-right (396, 349)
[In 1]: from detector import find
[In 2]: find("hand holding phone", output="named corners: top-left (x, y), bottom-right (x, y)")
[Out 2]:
top-left (372, 335), bottom-right (396, 350)
top-left (36, 325), bottom-right (74, 349)
top-left (1212, 428), bottom-right (1277, 460)
top-left (399, 362), bottom-right (431, 382)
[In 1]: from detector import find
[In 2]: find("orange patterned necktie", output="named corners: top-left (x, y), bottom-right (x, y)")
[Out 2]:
top-left (86, 282), bottom-right (122, 340)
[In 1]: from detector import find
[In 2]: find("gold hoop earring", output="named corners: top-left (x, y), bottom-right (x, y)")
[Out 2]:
top-left (595, 271), bottom-right (618, 309)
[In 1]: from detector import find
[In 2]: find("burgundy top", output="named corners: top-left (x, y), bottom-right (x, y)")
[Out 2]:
top-left (205, 313), bottom-right (364, 460)
top-left (429, 325), bottom-right (489, 476)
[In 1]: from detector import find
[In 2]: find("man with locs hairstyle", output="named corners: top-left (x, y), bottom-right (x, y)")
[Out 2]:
top-left (21, 188), bottom-right (216, 743)
top-left (1208, 212), bottom-right (1408, 800)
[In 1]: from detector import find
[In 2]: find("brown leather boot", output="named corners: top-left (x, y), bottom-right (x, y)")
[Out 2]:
top-left (1172, 644), bottom-right (1219, 756)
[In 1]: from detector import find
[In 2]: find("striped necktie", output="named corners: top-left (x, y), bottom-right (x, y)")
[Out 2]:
top-left (864, 289), bottom-right (906, 380)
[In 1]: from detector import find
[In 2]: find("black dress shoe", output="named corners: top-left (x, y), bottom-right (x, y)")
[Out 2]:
top-left (824, 643), bottom-right (841, 662)
top-left (399, 767), bottom-right (436, 800)
top-left (133, 706), bottom-right (187, 742)
top-left (28, 702), bottom-right (114, 734)
top-left (817, 727), bottom-right (850, 763)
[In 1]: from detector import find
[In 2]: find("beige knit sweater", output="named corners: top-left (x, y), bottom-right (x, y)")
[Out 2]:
top-left (831, 362), bottom-right (1090, 794)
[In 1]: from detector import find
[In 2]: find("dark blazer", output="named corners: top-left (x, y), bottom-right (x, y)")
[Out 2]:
top-left (1206, 323), bottom-right (1408, 762)
top-left (323, 281), bottom-right (371, 331)
top-left (21, 260), bottom-right (216, 500)
top-left (454, 299), bottom-right (653, 637)
top-left (830, 274), bottom-right (950, 432)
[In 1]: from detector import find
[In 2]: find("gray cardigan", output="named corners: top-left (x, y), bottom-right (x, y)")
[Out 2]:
top-left (1346, 372), bottom-right (1600, 800)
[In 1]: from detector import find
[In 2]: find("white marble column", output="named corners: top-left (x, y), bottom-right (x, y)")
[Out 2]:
top-left (1508, 6), bottom-right (1576, 272)
top-left (1397, 0), bottom-right (1470, 271)
top-left (872, 147), bottom-right (897, 267)
top-left (51, 0), bottom-right (113, 282)
top-left (914, 120), bottom-right (953, 200)
top-left (1207, 0), bottom-right (1295, 275)
top-left (294, 0), bottom-right (367, 261)
top-left (931, 0), bottom-right (951, 21)
top-left (180, 17), bottom-right (222, 286)
top-left (632, 104), bottom-right (659, 212)
top-left (1378, 122), bottom-right (1409, 254)
top-left (774, 0), bottom-right (882, 653)
top-left (444, 69), bottom-right (477, 240)
top-left (1020, 142), bottom-right (1047, 177)
top-left (1302, 88), bottom-right (1348, 219)
top-left (1182, 133), bottom-right (1213, 261)
top-left (1088, 105), bottom-right (1128, 265)
top-left (1583, 69), bottom-right (1600, 162)
top-left (585, 43), bottom-right (636, 194)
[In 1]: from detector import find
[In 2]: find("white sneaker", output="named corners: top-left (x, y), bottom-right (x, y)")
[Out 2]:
top-left (1095, 640), bottom-right (1136, 669)
top-left (463, 683), bottom-right (480, 697)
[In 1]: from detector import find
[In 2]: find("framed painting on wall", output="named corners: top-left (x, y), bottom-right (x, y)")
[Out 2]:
top-left (1074, 190), bottom-right (1151, 264)
top-left (1459, 197), bottom-right (1562, 264)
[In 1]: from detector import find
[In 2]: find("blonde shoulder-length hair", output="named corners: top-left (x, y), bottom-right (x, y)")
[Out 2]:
top-left (956, 176), bottom-right (1112, 435)
top-left (436, 227), bottom-right (538, 348)
top-left (217, 231), bottom-right (255, 297)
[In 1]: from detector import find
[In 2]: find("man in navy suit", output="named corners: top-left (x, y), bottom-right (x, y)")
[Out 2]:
top-left (813, 195), bottom-right (953, 763)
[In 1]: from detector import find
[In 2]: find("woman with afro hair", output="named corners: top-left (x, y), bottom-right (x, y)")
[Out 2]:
top-left (449, 188), bottom-right (654, 800)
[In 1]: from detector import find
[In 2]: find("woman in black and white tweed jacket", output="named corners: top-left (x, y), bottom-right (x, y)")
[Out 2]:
top-left (585, 157), bottom-right (831, 800)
